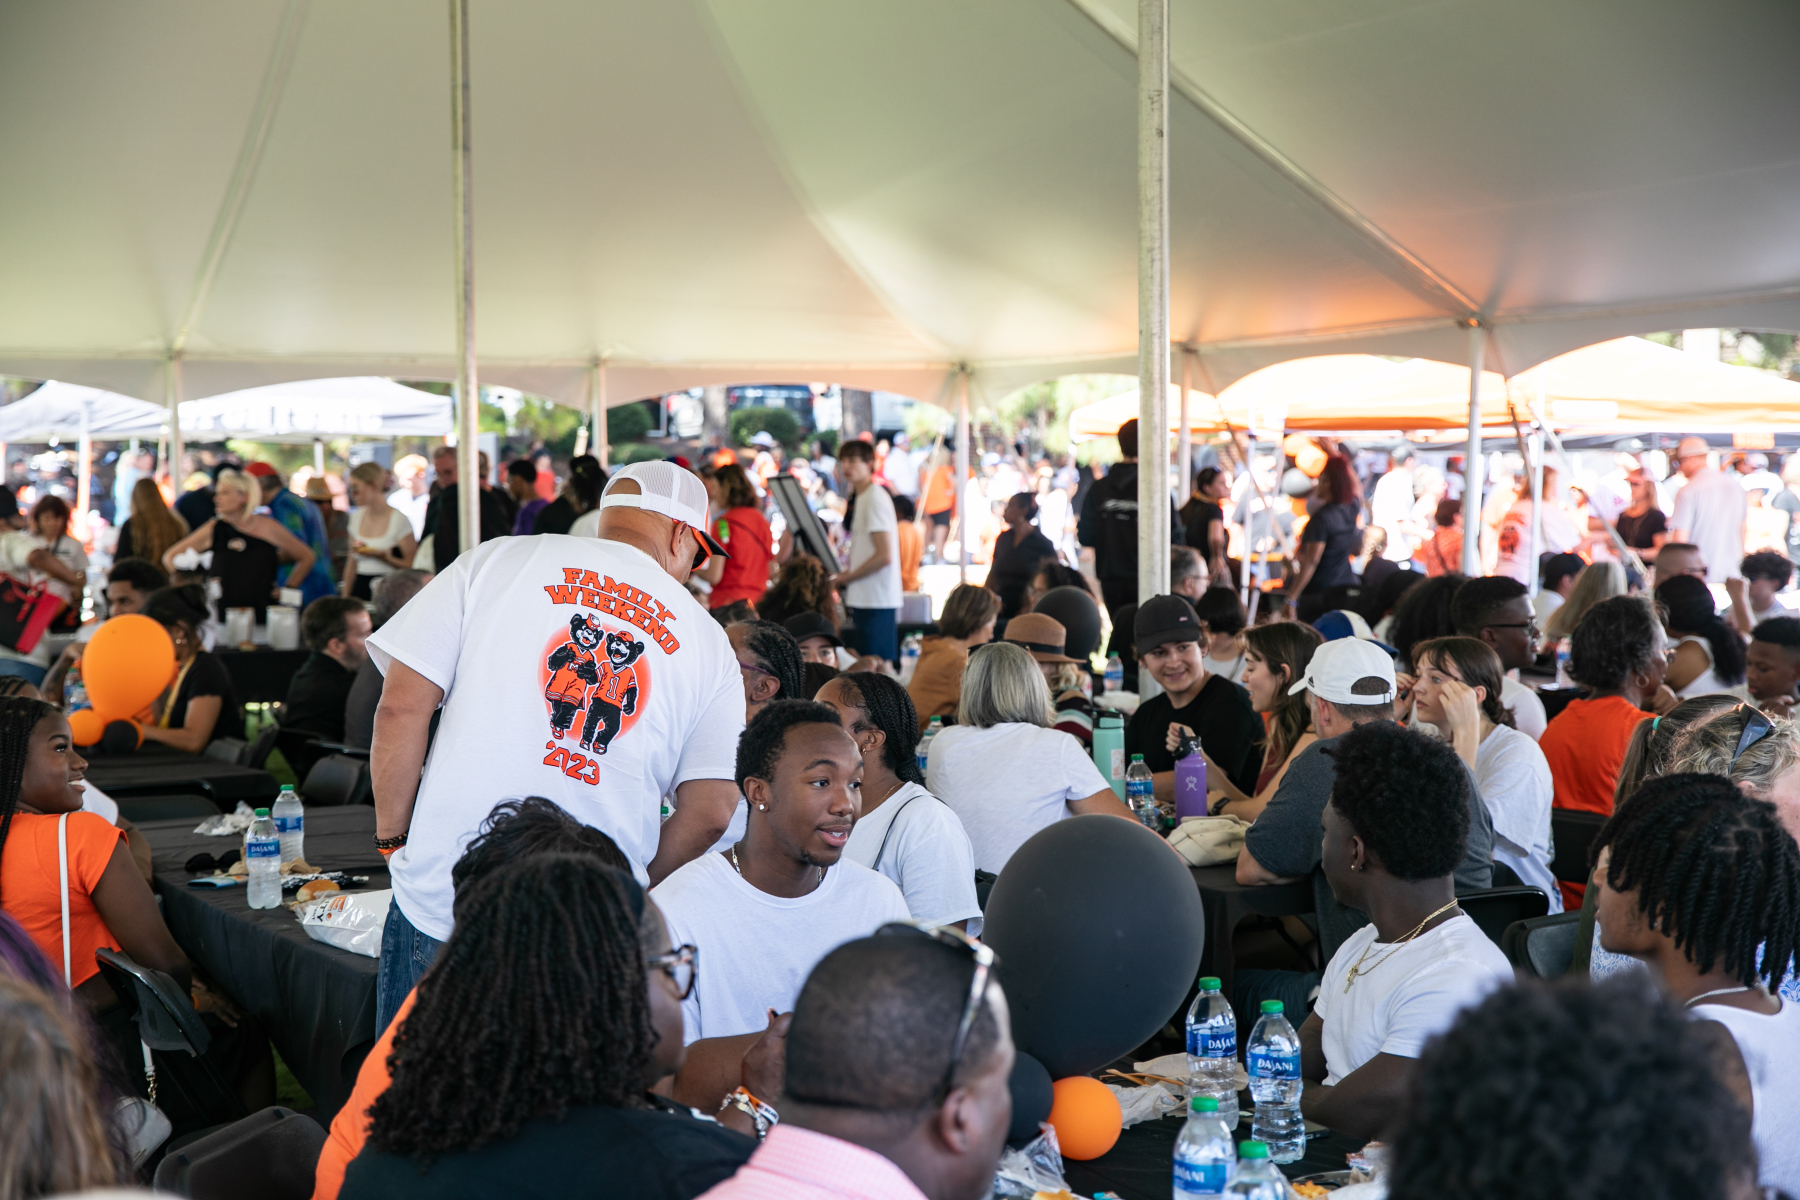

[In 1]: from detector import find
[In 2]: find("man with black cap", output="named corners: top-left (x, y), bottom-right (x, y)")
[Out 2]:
top-left (1124, 595), bottom-right (1261, 803)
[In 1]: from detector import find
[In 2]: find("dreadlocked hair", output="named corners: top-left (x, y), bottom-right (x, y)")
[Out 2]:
top-left (365, 854), bottom-right (653, 1158)
top-left (1592, 772), bottom-right (1800, 989)
top-left (838, 672), bottom-right (924, 785)
top-left (0, 696), bottom-right (62, 908)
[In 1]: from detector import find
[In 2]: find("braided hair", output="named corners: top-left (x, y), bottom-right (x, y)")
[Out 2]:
top-left (1592, 773), bottom-right (1800, 989)
top-left (365, 854), bottom-right (654, 1157)
top-left (836, 672), bottom-right (924, 785)
top-left (0, 696), bottom-right (62, 908)
top-left (733, 619), bottom-right (803, 701)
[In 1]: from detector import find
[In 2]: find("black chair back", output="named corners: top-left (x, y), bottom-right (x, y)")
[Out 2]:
top-left (115, 794), bottom-right (223, 824)
top-left (300, 754), bottom-right (371, 807)
top-left (1551, 808), bottom-right (1609, 884)
top-left (1501, 911), bottom-right (1583, 979)
top-left (274, 727), bottom-right (324, 783)
top-left (94, 948), bottom-right (246, 1130)
top-left (244, 723), bottom-right (280, 770)
top-left (152, 1106), bottom-right (326, 1200)
top-left (1489, 861), bottom-right (1524, 889)
top-left (1455, 886), bottom-right (1550, 946)
top-left (202, 737), bottom-right (247, 765)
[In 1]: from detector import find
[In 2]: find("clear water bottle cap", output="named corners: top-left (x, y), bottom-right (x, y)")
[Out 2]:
top-left (1198, 975), bottom-right (1221, 991)
top-left (1191, 1096), bottom-right (1218, 1113)
top-left (1239, 1141), bottom-right (1270, 1159)
top-left (254, 808), bottom-right (270, 817)
top-left (1259, 999), bottom-right (1284, 1013)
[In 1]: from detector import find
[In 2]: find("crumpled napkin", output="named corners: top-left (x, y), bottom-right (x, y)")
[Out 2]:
top-left (193, 800), bottom-right (257, 837)
top-left (1107, 1080), bottom-right (1182, 1128)
top-left (171, 548), bottom-right (213, 571)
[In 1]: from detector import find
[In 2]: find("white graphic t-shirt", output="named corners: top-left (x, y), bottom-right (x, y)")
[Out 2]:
top-left (369, 535), bottom-right (744, 941)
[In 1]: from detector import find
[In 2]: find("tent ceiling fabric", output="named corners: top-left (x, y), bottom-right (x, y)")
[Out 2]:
top-left (2, 1), bottom-right (1798, 410)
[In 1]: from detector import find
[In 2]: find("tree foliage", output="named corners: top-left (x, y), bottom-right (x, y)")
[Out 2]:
top-left (728, 406), bottom-right (803, 450)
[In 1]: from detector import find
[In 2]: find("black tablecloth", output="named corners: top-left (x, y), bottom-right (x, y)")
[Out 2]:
top-left (84, 746), bottom-right (280, 807)
top-left (1190, 865), bottom-right (1314, 998)
top-left (1064, 1107), bottom-right (1364, 1198)
top-left (216, 648), bottom-right (310, 706)
top-left (141, 806), bottom-right (385, 1123)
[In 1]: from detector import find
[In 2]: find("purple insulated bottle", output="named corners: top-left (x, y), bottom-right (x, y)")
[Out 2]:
top-left (1174, 733), bottom-right (1208, 820)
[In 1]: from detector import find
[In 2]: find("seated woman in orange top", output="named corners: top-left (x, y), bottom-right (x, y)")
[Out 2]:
top-left (905, 584), bottom-right (1000, 731)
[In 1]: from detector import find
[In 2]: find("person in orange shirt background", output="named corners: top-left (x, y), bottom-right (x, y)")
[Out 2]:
top-left (892, 495), bottom-right (922, 594)
top-left (919, 450), bottom-right (955, 564)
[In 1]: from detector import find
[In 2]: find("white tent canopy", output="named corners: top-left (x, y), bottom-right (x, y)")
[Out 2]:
top-left (0, 381), bottom-right (166, 444)
top-left (180, 377), bottom-right (453, 441)
top-left (2, 1), bottom-right (1799, 407)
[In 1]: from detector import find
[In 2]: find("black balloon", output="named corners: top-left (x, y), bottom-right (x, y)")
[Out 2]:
top-left (1006, 1050), bottom-right (1054, 1146)
top-left (983, 814), bottom-right (1205, 1079)
top-left (100, 720), bottom-right (141, 756)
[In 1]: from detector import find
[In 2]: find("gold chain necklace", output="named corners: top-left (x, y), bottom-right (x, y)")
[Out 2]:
top-left (1342, 899), bottom-right (1462, 992)
top-left (729, 843), bottom-right (823, 887)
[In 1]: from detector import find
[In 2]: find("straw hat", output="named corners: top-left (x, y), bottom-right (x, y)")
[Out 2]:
top-left (1002, 612), bottom-right (1078, 664)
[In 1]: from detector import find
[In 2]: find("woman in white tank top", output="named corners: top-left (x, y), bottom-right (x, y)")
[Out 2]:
top-left (342, 462), bottom-right (418, 601)
top-left (1657, 575), bottom-right (1748, 699)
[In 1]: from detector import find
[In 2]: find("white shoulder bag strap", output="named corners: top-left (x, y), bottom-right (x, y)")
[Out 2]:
top-left (57, 811), bottom-right (72, 986)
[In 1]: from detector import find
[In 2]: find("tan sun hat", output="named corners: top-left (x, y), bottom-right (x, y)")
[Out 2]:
top-left (1002, 612), bottom-right (1079, 664)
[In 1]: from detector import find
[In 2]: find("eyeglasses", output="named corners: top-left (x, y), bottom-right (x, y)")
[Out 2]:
top-left (647, 943), bottom-right (697, 999)
top-left (1732, 704), bottom-right (1775, 765)
top-left (184, 849), bottom-right (242, 873)
top-left (876, 921), bottom-right (998, 1102)
top-left (675, 521), bottom-right (714, 571)
top-left (1485, 621), bottom-right (1539, 637)
top-left (737, 658), bottom-right (778, 680)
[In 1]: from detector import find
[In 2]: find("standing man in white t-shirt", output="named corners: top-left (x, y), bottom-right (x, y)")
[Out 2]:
top-left (367, 461), bottom-right (744, 1033)
top-left (1669, 436), bottom-right (1748, 586)
top-left (1297, 720), bottom-right (1514, 1141)
top-left (833, 440), bottom-right (903, 664)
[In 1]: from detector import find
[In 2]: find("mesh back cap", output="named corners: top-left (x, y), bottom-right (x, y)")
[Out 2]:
top-left (599, 461), bottom-right (726, 554)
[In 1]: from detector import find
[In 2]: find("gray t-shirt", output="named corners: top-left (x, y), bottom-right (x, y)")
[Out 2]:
top-left (1241, 732), bottom-right (1496, 961)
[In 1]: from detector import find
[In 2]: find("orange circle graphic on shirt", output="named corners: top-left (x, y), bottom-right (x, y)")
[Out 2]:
top-left (538, 620), bottom-right (652, 748)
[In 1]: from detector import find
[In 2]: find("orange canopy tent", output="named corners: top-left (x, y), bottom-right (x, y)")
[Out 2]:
top-left (1067, 384), bottom-right (1217, 441)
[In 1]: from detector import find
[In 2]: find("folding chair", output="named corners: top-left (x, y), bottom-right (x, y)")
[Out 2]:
top-left (300, 754), bottom-right (371, 807)
top-left (152, 1106), bottom-right (326, 1200)
top-left (93, 948), bottom-right (246, 1130)
top-left (243, 723), bottom-right (280, 770)
top-left (202, 737), bottom-right (248, 765)
top-left (1501, 911), bottom-right (1582, 979)
top-left (1551, 808), bottom-right (1608, 885)
top-left (1489, 861), bottom-right (1525, 889)
top-left (1454, 886), bottom-right (1550, 947)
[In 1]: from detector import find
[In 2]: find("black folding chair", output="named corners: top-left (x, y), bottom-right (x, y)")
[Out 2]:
top-left (1490, 861), bottom-right (1525, 889)
top-left (1455, 886), bottom-right (1550, 947)
top-left (1501, 911), bottom-right (1583, 979)
top-left (243, 723), bottom-right (280, 770)
top-left (1551, 808), bottom-right (1609, 885)
top-left (274, 727), bottom-right (325, 783)
top-left (152, 1106), bottom-right (326, 1200)
top-left (202, 737), bottom-right (248, 765)
top-left (300, 754), bottom-right (371, 807)
top-left (93, 949), bottom-right (246, 1129)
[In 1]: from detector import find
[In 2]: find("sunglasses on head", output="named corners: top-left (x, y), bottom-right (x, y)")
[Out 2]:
top-left (875, 921), bottom-right (998, 1103)
top-left (1732, 704), bottom-right (1775, 765)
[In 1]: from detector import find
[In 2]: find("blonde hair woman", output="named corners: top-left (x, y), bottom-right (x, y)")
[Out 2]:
top-left (923, 642), bottom-right (1133, 873)
top-left (1543, 560), bottom-right (1627, 642)
top-left (116, 476), bottom-right (188, 568)
top-left (161, 467), bottom-right (315, 619)
top-left (905, 583), bottom-right (1001, 730)
top-left (342, 461), bottom-right (418, 601)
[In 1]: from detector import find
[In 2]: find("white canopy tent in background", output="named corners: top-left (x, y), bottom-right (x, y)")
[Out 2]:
top-left (181, 377), bottom-right (453, 442)
top-left (0, 382), bottom-right (166, 444)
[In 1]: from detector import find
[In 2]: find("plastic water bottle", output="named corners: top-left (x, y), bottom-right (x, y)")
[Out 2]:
top-left (246, 809), bottom-right (282, 909)
top-left (272, 785), bottom-right (304, 865)
top-left (1125, 754), bottom-right (1157, 829)
top-left (1173, 1096), bottom-right (1236, 1198)
top-left (900, 634), bottom-right (922, 684)
top-left (1247, 1000), bottom-right (1304, 1163)
top-left (1186, 975), bottom-right (1239, 1128)
top-left (1554, 638), bottom-right (1572, 687)
top-left (917, 716), bottom-right (943, 774)
top-left (1223, 1142), bottom-right (1286, 1198)
top-left (1104, 653), bottom-right (1124, 694)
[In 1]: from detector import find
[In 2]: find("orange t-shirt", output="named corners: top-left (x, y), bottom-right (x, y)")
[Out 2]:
top-left (1539, 695), bottom-right (1652, 906)
top-left (311, 987), bottom-right (416, 1200)
top-left (0, 811), bottom-right (126, 988)
top-left (922, 466), bottom-right (956, 516)
top-left (896, 521), bottom-right (922, 593)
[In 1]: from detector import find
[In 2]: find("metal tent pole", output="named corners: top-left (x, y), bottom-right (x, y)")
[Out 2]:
top-left (1528, 425), bottom-right (1545, 598)
top-left (592, 359), bottom-right (610, 471)
top-left (1460, 325), bottom-right (1485, 577)
top-left (1137, 0), bottom-right (1171, 607)
top-left (450, 0), bottom-right (480, 556)
top-left (1178, 346), bottom-right (1194, 517)
top-left (956, 370), bottom-right (971, 584)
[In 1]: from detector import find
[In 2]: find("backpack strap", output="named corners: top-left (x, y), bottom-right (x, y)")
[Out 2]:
top-left (873, 792), bottom-right (923, 873)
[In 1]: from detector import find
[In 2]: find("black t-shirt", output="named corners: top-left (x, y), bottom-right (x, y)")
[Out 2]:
top-left (532, 495), bottom-right (581, 536)
top-left (170, 652), bottom-right (243, 743)
top-left (339, 1102), bottom-right (754, 1200)
top-left (1614, 507), bottom-right (1667, 551)
top-left (1183, 501), bottom-right (1225, 558)
top-left (284, 651), bottom-right (356, 741)
top-left (1300, 503), bottom-right (1360, 593)
top-left (425, 484), bottom-right (513, 567)
top-left (989, 528), bottom-right (1057, 619)
top-left (1124, 674), bottom-right (1262, 796)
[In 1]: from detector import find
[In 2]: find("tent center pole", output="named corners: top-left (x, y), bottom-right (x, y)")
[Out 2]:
top-left (1528, 423), bottom-right (1545, 598)
top-left (592, 359), bottom-right (609, 471)
top-left (955, 370), bottom-right (971, 585)
top-left (1178, 346), bottom-right (1193, 522)
top-left (450, 0), bottom-right (480, 556)
top-left (1137, 0), bottom-right (1171, 622)
top-left (1460, 324), bottom-right (1484, 578)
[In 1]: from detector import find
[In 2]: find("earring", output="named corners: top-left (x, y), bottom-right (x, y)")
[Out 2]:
top-left (757, 803), bottom-right (767, 811)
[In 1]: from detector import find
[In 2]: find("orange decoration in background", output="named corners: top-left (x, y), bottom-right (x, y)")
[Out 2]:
top-left (1045, 1075), bottom-right (1123, 1160)
top-left (82, 614), bottom-right (175, 721)
top-left (66, 708), bottom-right (105, 747)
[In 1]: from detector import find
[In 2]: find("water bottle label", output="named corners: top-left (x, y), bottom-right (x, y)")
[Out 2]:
top-left (1187, 1026), bottom-right (1236, 1058)
top-left (275, 816), bottom-right (303, 833)
top-left (1126, 781), bottom-right (1153, 801)
top-left (1172, 1159), bottom-right (1227, 1195)
top-left (247, 838), bottom-right (280, 860)
top-left (1247, 1049), bottom-right (1299, 1080)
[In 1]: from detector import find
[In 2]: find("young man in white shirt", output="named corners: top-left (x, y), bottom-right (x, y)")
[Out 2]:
top-left (1298, 719), bottom-right (1514, 1141)
top-left (657, 700), bottom-right (909, 1110)
top-left (833, 439), bottom-right (902, 664)
top-left (367, 461), bottom-right (745, 1033)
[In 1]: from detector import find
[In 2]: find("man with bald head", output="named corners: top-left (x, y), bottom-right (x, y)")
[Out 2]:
top-left (368, 461), bottom-right (745, 1034)
top-left (1667, 436), bottom-right (1746, 585)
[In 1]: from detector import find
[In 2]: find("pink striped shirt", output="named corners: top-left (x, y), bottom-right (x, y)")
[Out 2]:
top-left (695, 1124), bottom-right (929, 1200)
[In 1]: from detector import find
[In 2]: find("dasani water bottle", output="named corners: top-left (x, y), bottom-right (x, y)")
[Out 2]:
top-left (1104, 653), bottom-right (1124, 694)
top-left (272, 785), bottom-right (304, 865)
top-left (1173, 1096), bottom-right (1236, 1199)
top-left (1186, 975), bottom-right (1238, 1128)
top-left (917, 716), bottom-right (943, 775)
top-left (1223, 1141), bottom-right (1286, 1198)
top-left (246, 808), bottom-right (282, 910)
top-left (1246, 999), bottom-right (1304, 1163)
top-left (1125, 754), bottom-right (1157, 829)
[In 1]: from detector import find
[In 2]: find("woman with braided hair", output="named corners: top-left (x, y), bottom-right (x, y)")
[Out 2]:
top-left (816, 672), bottom-right (980, 931)
top-left (1594, 772), bottom-right (1800, 1195)
top-left (341, 854), bottom-right (754, 1199)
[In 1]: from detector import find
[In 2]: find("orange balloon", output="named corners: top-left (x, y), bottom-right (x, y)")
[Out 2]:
top-left (66, 708), bottom-right (106, 747)
top-left (83, 614), bottom-right (176, 720)
top-left (1046, 1076), bottom-right (1122, 1161)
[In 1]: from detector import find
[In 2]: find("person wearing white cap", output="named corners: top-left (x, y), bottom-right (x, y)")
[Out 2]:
top-left (1668, 436), bottom-right (1747, 585)
top-left (366, 460), bottom-right (745, 1035)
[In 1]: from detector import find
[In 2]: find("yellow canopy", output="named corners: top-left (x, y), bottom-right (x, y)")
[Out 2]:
top-left (1067, 384), bottom-right (1217, 442)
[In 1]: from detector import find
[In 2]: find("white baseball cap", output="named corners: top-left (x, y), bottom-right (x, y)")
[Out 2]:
top-left (1287, 637), bottom-right (1397, 706)
top-left (600, 461), bottom-right (728, 559)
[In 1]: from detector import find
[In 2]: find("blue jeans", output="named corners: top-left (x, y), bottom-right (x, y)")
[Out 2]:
top-left (847, 606), bottom-right (899, 664)
top-left (0, 658), bottom-right (47, 687)
top-left (376, 899), bottom-right (443, 1036)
